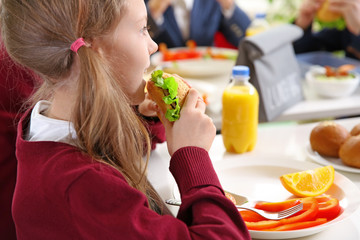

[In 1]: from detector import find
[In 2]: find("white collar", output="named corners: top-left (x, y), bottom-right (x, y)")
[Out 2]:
top-left (28, 100), bottom-right (77, 145)
top-left (173, 0), bottom-right (194, 10)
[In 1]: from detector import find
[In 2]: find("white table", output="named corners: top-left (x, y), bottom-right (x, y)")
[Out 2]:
top-left (148, 117), bottom-right (360, 240)
top-left (274, 82), bottom-right (360, 122)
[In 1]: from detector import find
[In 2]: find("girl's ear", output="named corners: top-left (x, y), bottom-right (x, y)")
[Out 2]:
top-left (90, 37), bottom-right (107, 56)
top-left (89, 37), bottom-right (101, 53)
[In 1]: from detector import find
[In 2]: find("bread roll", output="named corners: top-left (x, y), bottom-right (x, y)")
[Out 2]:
top-left (339, 135), bottom-right (360, 168)
top-left (350, 123), bottom-right (360, 136)
top-left (310, 121), bottom-right (350, 158)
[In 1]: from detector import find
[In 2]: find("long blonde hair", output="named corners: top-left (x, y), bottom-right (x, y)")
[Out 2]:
top-left (1, 0), bottom-right (164, 213)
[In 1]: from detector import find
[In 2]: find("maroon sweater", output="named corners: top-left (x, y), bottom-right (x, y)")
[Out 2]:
top-left (13, 111), bottom-right (250, 239)
top-left (0, 46), bottom-right (35, 240)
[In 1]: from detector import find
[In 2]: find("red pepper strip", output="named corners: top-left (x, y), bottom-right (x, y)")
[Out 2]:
top-left (280, 197), bottom-right (318, 224)
top-left (264, 218), bottom-right (327, 231)
top-left (159, 43), bottom-right (168, 53)
top-left (239, 210), bottom-right (266, 222)
top-left (162, 52), bottom-right (174, 61)
top-left (202, 94), bottom-right (209, 105)
top-left (186, 40), bottom-right (197, 49)
top-left (254, 199), bottom-right (300, 212)
top-left (244, 198), bottom-right (321, 231)
top-left (245, 220), bottom-right (282, 230)
top-left (164, 51), bottom-right (202, 61)
top-left (314, 195), bottom-right (332, 203)
top-left (172, 51), bottom-right (196, 60)
top-left (317, 198), bottom-right (341, 220)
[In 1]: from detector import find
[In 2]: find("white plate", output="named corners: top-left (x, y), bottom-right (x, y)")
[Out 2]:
top-left (173, 159), bottom-right (360, 239)
top-left (185, 79), bottom-right (217, 96)
top-left (151, 47), bottom-right (237, 78)
top-left (184, 78), bottom-right (220, 108)
top-left (306, 143), bottom-right (360, 174)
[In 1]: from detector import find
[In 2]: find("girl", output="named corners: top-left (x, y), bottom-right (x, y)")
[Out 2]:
top-left (0, 0), bottom-right (250, 239)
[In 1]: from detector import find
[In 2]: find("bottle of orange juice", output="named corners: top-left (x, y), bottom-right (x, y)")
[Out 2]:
top-left (246, 13), bottom-right (270, 37)
top-left (222, 65), bottom-right (259, 153)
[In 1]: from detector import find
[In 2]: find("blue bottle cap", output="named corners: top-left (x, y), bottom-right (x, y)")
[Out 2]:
top-left (255, 13), bottom-right (266, 19)
top-left (232, 65), bottom-right (249, 76)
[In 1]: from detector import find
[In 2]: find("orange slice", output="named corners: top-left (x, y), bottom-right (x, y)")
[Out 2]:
top-left (280, 166), bottom-right (335, 197)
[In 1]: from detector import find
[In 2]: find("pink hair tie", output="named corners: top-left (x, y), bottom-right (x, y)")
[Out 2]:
top-left (70, 38), bottom-right (86, 53)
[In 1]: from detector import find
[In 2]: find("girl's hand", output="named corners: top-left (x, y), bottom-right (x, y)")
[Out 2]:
top-left (158, 88), bottom-right (216, 156)
top-left (329, 0), bottom-right (360, 35)
top-left (296, 0), bottom-right (325, 29)
top-left (138, 93), bottom-right (158, 118)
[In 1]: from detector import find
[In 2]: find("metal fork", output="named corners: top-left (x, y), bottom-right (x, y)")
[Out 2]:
top-left (165, 199), bottom-right (303, 220)
top-left (236, 202), bottom-right (303, 220)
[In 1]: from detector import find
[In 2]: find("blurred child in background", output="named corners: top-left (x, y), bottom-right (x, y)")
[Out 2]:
top-left (294, 0), bottom-right (360, 59)
top-left (145, 0), bottom-right (251, 48)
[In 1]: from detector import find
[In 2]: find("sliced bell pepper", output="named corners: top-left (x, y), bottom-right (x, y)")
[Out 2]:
top-left (265, 218), bottom-right (327, 231)
top-left (202, 93), bottom-right (208, 105)
top-left (280, 197), bottom-right (318, 224)
top-left (310, 195), bottom-right (341, 220)
top-left (163, 50), bottom-right (202, 61)
top-left (314, 195), bottom-right (332, 203)
top-left (159, 42), bottom-right (168, 53)
top-left (245, 220), bottom-right (282, 230)
top-left (239, 210), bottom-right (266, 222)
top-left (317, 198), bottom-right (341, 220)
top-left (244, 197), bottom-right (318, 231)
top-left (186, 40), bottom-right (197, 49)
top-left (254, 199), bottom-right (300, 212)
top-left (241, 196), bottom-right (341, 232)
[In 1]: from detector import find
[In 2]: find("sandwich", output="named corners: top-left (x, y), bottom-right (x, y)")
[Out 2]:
top-left (147, 70), bottom-right (190, 122)
top-left (316, 0), bottom-right (345, 30)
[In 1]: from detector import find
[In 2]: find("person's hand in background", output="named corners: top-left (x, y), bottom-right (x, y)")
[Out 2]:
top-left (148, 0), bottom-right (172, 20)
top-left (216, 0), bottom-right (234, 10)
top-left (329, 0), bottom-right (360, 35)
top-left (295, 0), bottom-right (325, 30)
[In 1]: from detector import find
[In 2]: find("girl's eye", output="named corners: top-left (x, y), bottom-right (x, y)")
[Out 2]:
top-left (141, 25), bottom-right (150, 34)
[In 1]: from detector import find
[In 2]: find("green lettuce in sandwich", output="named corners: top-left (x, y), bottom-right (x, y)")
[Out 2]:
top-left (146, 70), bottom-right (190, 122)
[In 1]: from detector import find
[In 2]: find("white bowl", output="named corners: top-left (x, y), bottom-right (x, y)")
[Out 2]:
top-left (150, 47), bottom-right (237, 79)
top-left (306, 70), bottom-right (360, 98)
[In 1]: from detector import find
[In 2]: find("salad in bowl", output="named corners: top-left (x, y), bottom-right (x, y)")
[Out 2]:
top-left (306, 64), bottom-right (360, 98)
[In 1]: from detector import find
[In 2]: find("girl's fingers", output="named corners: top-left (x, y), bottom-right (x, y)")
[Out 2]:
top-left (195, 96), bottom-right (206, 113)
top-left (147, 101), bottom-right (158, 113)
top-left (138, 98), bottom-right (158, 117)
top-left (182, 88), bottom-right (200, 110)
